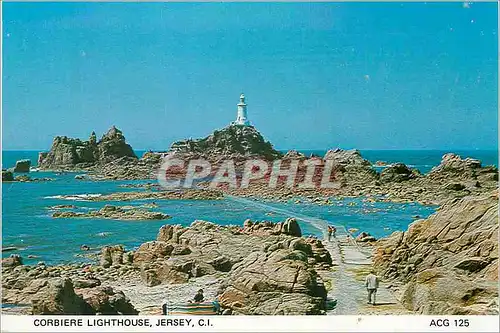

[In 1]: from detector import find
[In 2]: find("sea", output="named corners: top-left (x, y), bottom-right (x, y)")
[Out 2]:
top-left (1, 149), bottom-right (497, 265)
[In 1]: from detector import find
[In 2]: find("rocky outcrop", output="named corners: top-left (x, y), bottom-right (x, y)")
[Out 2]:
top-left (323, 149), bottom-right (371, 166)
top-left (219, 248), bottom-right (327, 315)
top-left (13, 159), bottom-right (31, 173)
top-left (52, 189), bottom-right (223, 202)
top-left (51, 205), bottom-right (171, 221)
top-left (356, 232), bottom-right (376, 243)
top-left (38, 126), bottom-right (137, 169)
top-left (170, 124), bottom-right (282, 160)
top-left (429, 153), bottom-right (498, 182)
top-left (100, 245), bottom-right (127, 268)
top-left (28, 278), bottom-right (137, 315)
top-left (380, 163), bottom-right (420, 183)
top-left (77, 285), bottom-right (138, 314)
top-left (31, 278), bottom-right (94, 315)
top-left (373, 191), bottom-right (498, 315)
top-left (283, 150), bottom-right (306, 160)
top-left (2, 170), bottom-right (14, 182)
top-left (2, 254), bottom-right (23, 267)
top-left (241, 218), bottom-right (301, 237)
top-left (127, 219), bottom-right (331, 314)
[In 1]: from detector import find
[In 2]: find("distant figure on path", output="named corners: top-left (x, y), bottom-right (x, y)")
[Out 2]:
top-left (331, 225), bottom-right (336, 238)
top-left (327, 226), bottom-right (333, 241)
top-left (193, 289), bottom-right (205, 303)
top-left (365, 269), bottom-right (379, 305)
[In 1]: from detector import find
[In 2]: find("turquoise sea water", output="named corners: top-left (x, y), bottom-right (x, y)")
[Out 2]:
top-left (1, 150), bottom-right (495, 265)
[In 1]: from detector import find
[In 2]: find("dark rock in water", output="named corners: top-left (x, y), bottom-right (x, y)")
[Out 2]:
top-left (170, 124), bottom-right (282, 160)
top-left (380, 163), bottom-right (420, 183)
top-left (38, 126), bottom-right (137, 169)
top-left (2, 254), bottom-right (23, 267)
top-left (13, 159), bottom-right (31, 173)
top-left (2, 170), bottom-right (14, 182)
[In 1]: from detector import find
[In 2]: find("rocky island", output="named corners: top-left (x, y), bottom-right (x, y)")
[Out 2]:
top-left (38, 126), bottom-right (137, 170)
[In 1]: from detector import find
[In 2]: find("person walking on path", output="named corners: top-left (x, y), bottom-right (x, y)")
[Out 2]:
top-left (327, 225), bottom-right (333, 241)
top-left (365, 269), bottom-right (379, 305)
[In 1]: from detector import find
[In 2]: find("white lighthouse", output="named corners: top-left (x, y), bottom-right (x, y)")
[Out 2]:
top-left (234, 93), bottom-right (250, 126)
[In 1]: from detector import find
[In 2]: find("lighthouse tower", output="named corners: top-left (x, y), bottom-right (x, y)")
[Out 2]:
top-left (234, 93), bottom-right (250, 126)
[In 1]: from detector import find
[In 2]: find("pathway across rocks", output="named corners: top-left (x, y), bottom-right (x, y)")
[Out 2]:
top-left (324, 228), bottom-right (410, 315)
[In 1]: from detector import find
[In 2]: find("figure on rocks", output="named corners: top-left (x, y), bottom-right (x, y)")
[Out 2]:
top-left (192, 289), bottom-right (205, 303)
top-left (365, 269), bottom-right (379, 305)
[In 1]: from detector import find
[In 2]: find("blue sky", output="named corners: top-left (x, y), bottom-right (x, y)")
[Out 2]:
top-left (2, 2), bottom-right (498, 150)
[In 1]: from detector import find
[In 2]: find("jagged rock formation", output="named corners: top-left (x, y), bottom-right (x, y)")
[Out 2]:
top-left (373, 191), bottom-right (499, 314)
top-left (132, 220), bottom-right (330, 314)
top-left (428, 153), bottom-right (498, 182)
top-left (282, 150), bottom-right (306, 160)
top-left (170, 124), bottom-right (282, 160)
top-left (323, 148), bottom-right (371, 166)
top-left (38, 126), bottom-right (136, 169)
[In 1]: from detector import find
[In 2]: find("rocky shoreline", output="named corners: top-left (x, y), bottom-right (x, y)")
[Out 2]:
top-left (3, 125), bottom-right (498, 316)
top-left (373, 191), bottom-right (499, 315)
top-left (2, 219), bottom-right (333, 315)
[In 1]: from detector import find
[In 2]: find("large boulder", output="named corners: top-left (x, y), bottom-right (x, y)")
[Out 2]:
top-left (380, 163), bottom-right (420, 183)
top-left (31, 278), bottom-right (94, 315)
top-left (373, 191), bottom-right (499, 314)
top-left (218, 249), bottom-right (327, 315)
top-left (133, 241), bottom-right (174, 263)
top-left (282, 218), bottom-right (302, 237)
top-left (13, 159), bottom-right (31, 173)
top-left (76, 286), bottom-right (138, 315)
top-left (100, 245), bottom-right (125, 268)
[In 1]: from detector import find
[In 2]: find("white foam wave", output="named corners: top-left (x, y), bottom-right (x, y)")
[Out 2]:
top-left (44, 194), bottom-right (102, 201)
